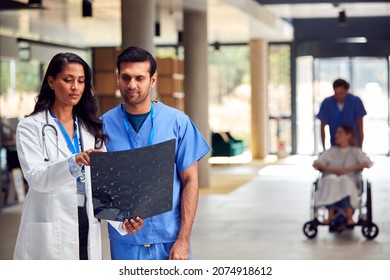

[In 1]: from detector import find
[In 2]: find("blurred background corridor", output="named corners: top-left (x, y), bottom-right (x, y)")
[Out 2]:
top-left (1, 0), bottom-right (390, 260)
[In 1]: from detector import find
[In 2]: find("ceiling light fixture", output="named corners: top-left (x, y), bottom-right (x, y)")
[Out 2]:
top-left (213, 41), bottom-right (220, 52)
top-left (155, 4), bottom-right (161, 37)
top-left (82, 0), bottom-right (92, 17)
top-left (155, 21), bottom-right (161, 37)
top-left (177, 31), bottom-right (183, 45)
top-left (338, 10), bottom-right (347, 27)
top-left (28, 0), bottom-right (41, 8)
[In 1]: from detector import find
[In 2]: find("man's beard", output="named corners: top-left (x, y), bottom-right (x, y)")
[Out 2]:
top-left (122, 90), bottom-right (149, 106)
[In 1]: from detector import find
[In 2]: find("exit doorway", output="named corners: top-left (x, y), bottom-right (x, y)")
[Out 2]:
top-left (296, 56), bottom-right (390, 155)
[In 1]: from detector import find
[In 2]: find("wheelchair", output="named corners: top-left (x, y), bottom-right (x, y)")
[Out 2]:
top-left (303, 176), bottom-right (379, 240)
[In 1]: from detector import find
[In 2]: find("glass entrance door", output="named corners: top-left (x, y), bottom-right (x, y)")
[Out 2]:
top-left (353, 57), bottom-right (389, 154)
top-left (296, 56), bottom-right (389, 155)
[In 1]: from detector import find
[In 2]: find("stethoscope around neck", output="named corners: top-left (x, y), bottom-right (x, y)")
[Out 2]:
top-left (42, 109), bottom-right (83, 162)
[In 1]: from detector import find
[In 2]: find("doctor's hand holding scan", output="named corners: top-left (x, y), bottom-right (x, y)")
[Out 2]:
top-left (75, 148), bottom-right (102, 166)
top-left (13, 52), bottom-right (108, 260)
top-left (122, 217), bottom-right (144, 234)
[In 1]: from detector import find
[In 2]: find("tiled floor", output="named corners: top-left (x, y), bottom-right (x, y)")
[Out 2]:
top-left (1, 156), bottom-right (389, 260)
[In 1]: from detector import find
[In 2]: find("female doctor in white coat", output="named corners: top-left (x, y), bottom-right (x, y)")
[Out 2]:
top-left (14, 52), bottom-right (108, 259)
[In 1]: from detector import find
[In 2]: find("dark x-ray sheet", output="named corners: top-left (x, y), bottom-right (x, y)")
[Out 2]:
top-left (90, 139), bottom-right (175, 221)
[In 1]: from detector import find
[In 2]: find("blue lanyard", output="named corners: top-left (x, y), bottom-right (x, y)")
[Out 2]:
top-left (49, 111), bottom-right (80, 155)
top-left (121, 102), bottom-right (155, 149)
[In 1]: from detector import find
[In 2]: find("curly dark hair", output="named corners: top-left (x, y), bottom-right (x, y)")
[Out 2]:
top-left (30, 52), bottom-right (107, 148)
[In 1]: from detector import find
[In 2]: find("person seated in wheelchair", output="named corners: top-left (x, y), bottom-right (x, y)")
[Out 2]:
top-left (313, 125), bottom-right (372, 228)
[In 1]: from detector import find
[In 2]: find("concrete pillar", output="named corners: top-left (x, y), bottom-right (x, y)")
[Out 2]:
top-left (183, 8), bottom-right (210, 188)
top-left (250, 39), bottom-right (268, 159)
top-left (121, 0), bottom-right (155, 53)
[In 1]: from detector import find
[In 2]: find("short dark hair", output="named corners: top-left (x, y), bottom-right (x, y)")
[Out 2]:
top-left (338, 125), bottom-right (355, 146)
top-left (333, 78), bottom-right (350, 90)
top-left (116, 46), bottom-right (157, 76)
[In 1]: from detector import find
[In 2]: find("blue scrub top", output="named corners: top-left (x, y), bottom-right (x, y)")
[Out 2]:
top-left (101, 101), bottom-right (211, 245)
top-left (317, 93), bottom-right (366, 146)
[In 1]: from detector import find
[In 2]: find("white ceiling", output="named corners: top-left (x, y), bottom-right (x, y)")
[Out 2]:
top-left (266, 2), bottom-right (390, 19)
top-left (0, 0), bottom-right (389, 48)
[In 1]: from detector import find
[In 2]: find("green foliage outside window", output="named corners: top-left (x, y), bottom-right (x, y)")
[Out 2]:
top-left (0, 59), bottom-right (41, 95)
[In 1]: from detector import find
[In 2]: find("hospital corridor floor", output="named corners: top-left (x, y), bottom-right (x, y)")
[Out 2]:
top-left (1, 156), bottom-right (389, 260)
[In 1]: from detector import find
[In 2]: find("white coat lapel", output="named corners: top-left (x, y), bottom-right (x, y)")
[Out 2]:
top-left (79, 121), bottom-right (96, 151)
top-left (33, 111), bottom-right (74, 159)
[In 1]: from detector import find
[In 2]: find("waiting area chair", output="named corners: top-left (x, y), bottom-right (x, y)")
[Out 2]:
top-left (211, 131), bottom-right (245, 157)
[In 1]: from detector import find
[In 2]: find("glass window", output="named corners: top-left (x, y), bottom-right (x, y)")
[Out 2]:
top-left (268, 44), bottom-right (292, 154)
top-left (0, 58), bottom-right (41, 119)
top-left (156, 46), bottom-right (184, 60)
top-left (296, 56), bottom-right (389, 155)
top-left (208, 45), bottom-right (251, 148)
top-left (296, 56), bottom-right (315, 154)
top-left (1, 58), bottom-right (42, 195)
top-left (352, 57), bottom-right (388, 155)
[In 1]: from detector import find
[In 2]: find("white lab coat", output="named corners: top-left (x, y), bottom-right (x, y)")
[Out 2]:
top-left (13, 110), bottom-right (102, 260)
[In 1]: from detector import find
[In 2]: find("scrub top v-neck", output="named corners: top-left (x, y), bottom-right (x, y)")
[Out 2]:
top-left (121, 102), bottom-right (155, 149)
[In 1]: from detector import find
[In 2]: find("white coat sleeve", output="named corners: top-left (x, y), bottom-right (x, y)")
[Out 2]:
top-left (16, 119), bottom-right (75, 193)
top-left (107, 220), bottom-right (128, 236)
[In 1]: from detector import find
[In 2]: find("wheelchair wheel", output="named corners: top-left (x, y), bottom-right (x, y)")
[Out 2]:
top-left (303, 221), bottom-right (318, 239)
top-left (362, 223), bottom-right (379, 240)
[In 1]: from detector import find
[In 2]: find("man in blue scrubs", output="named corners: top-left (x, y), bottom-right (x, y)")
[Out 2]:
top-left (317, 78), bottom-right (366, 150)
top-left (101, 46), bottom-right (211, 260)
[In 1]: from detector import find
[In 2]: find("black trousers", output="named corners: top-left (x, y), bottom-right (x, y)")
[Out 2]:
top-left (78, 206), bottom-right (89, 260)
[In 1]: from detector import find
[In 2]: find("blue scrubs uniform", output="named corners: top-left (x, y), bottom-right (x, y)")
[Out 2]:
top-left (317, 93), bottom-right (366, 146)
top-left (101, 101), bottom-right (210, 260)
